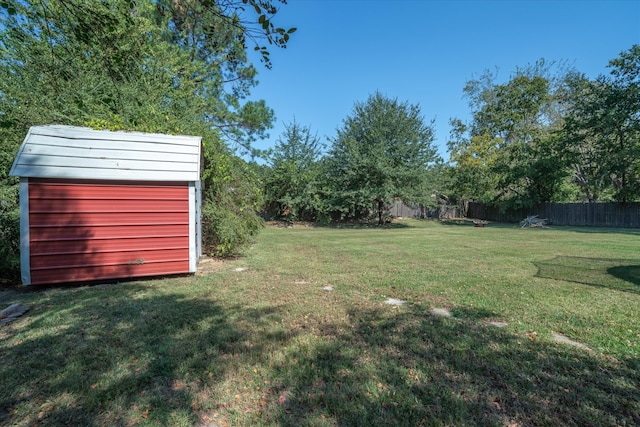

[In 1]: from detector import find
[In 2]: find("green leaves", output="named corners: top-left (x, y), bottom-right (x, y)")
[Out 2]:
top-left (0, 1), bottom-right (16, 15)
top-left (562, 45), bottom-right (640, 202)
top-left (327, 92), bottom-right (440, 223)
top-left (451, 62), bottom-right (572, 206)
top-left (235, 0), bottom-right (296, 67)
top-left (450, 47), bottom-right (640, 206)
top-left (263, 120), bottom-right (323, 221)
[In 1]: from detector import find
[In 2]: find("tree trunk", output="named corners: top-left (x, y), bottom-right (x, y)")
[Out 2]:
top-left (377, 200), bottom-right (384, 225)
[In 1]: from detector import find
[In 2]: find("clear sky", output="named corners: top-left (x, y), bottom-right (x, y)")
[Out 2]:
top-left (246, 0), bottom-right (640, 159)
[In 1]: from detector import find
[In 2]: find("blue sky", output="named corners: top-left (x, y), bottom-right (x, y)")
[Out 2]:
top-left (247, 0), bottom-right (640, 160)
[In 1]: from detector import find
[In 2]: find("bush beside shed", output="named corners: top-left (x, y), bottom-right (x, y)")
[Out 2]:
top-left (9, 125), bottom-right (203, 285)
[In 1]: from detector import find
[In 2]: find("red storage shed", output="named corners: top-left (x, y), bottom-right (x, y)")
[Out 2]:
top-left (9, 125), bottom-right (202, 285)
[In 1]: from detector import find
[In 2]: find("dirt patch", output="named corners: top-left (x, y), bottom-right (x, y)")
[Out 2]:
top-left (265, 221), bottom-right (318, 228)
top-left (196, 257), bottom-right (231, 276)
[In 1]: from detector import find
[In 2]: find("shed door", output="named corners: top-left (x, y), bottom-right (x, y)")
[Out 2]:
top-left (28, 179), bottom-right (190, 285)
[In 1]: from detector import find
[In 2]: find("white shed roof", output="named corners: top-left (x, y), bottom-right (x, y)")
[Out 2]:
top-left (9, 125), bottom-right (202, 181)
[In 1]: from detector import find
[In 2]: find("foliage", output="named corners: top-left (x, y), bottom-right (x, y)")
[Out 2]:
top-left (403, 158), bottom-right (452, 215)
top-left (449, 62), bottom-right (570, 208)
top-left (449, 48), bottom-right (640, 207)
top-left (0, 0), bottom-right (293, 262)
top-left (326, 92), bottom-right (440, 224)
top-left (447, 119), bottom-right (501, 203)
top-left (0, 184), bottom-right (20, 282)
top-left (201, 149), bottom-right (264, 257)
top-left (562, 45), bottom-right (640, 202)
top-left (263, 120), bottom-right (324, 221)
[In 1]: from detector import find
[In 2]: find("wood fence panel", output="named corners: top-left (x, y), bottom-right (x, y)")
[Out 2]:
top-left (466, 202), bottom-right (640, 228)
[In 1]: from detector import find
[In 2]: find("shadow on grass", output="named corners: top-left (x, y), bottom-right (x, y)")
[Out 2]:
top-left (267, 220), bottom-right (414, 231)
top-left (439, 221), bottom-right (640, 235)
top-left (2, 283), bottom-right (638, 426)
top-left (438, 219), bottom-right (517, 229)
top-left (549, 226), bottom-right (640, 236)
top-left (608, 265), bottom-right (640, 286)
top-left (0, 282), bottom-right (292, 426)
top-left (262, 306), bottom-right (639, 427)
top-left (324, 222), bottom-right (413, 230)
top-left (535, 256), bottom-right (640, 294)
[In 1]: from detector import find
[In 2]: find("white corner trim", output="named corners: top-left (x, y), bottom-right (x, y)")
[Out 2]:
top-left (188, 182), bottom-right (197, 273)
top-left (195, 180), bottom-right (202, 259)
top-left (19, 178), bottom-right (31, 285)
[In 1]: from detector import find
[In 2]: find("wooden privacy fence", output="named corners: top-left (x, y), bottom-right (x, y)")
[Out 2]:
top-left (388, 201), bottom-right (420, 218)
top-left (466, 202), bottom-right (640, 228)
top-left (388, 201), bottom-right (458, 220)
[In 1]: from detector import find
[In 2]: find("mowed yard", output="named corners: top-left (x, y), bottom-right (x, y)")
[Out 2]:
top-left (1, 220), bottom-right (639, 426)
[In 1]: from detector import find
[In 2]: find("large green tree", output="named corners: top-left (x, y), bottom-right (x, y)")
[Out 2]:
top-left (0, 0), bottom-right (293, 147)
top-left (562, 45), bottom-right (640, 202)
top-left (327, 92), bottom-right (439, 224)
top-left (449, 62), bottom-right (571, 207)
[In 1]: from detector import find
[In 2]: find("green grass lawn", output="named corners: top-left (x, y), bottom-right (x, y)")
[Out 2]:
top-left (1, 220), bottom-right (639, 426)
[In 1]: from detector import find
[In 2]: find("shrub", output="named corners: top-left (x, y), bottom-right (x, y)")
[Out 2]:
top-left (201, 200), bottom-right (263, 257)
top-left (0, 185), bottom-right (20, 283)
top-left (201, 146), bottom-right (264, 258)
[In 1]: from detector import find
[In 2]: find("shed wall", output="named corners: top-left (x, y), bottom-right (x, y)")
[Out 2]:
top-left (26, 178), bottom-right (191, 285)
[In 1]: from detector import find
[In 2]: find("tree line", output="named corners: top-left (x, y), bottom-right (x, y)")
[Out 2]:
top-left (447, 48), bottom-right (640, 207)
top-left (261, 45), bottom-right (640, 223)
top-left (259, 92), bottom-right (442, 225)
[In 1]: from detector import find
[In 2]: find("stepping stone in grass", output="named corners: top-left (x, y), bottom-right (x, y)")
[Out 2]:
top-left (487, 321), bottom-right (508, 328)
top-left (385, 298), bottom-right (407, 306)
top-left (429, 307), bottom-right (452, 317)
top-left (0, 303), bottom-right (29, 326)
top-left (552, 332), bottom-right (592, 351)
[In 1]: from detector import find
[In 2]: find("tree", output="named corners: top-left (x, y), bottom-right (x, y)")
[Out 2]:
top-left (447, 119), bottom-right (501, 203)
top-left (0, 0), bottom-right (294, 149)
top-left (263, 120), bottom-right (323, 221)
top-left (562, 45), bottom-right (640, 202)
top-left (449, 62), bottom-right (571, 207)
top-left (404, 158), bottom-right (452, 218)
top-left (560, 73), bottom-right (615, 202)
top-left (327, 92), bottom-right (439, 224)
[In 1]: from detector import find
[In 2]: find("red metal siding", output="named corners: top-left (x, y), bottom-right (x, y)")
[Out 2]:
top-left (28, 179), bottom-right (190, 284)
